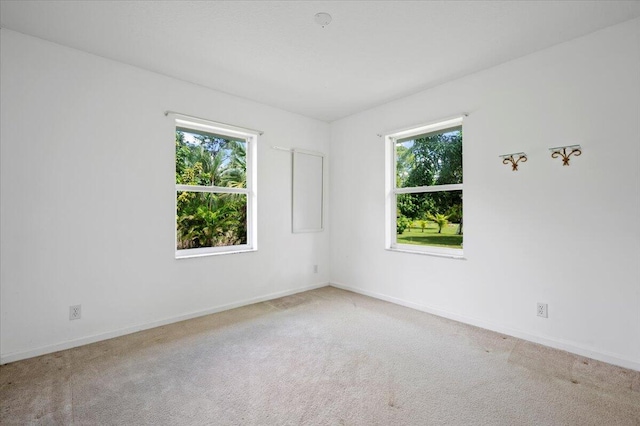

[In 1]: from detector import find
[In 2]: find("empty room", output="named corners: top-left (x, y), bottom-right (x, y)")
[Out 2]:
top-left (1, 1), bottom-right (639, 424)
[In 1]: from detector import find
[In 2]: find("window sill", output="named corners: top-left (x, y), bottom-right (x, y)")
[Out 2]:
top-left (175, 247), bottom-right (257, 259)
top-left (386, 246), bottom-right (466, 260)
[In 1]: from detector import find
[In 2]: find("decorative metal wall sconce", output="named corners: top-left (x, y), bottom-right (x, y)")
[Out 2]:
top-left (549, 145), bottom-right (582, 166)
top-left (499, 152), bottom-right (528, 171)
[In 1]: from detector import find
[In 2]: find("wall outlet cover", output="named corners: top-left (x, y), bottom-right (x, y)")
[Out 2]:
top-left (69, 305), bottom-right (81, 320)
top-left (537, 303), bottom-right (548, 318)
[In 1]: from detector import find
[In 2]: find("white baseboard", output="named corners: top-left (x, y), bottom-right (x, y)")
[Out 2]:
top-left (0, 282), bottom-right (329, 365)
top-left (330, 281), bottom-right (640, 372)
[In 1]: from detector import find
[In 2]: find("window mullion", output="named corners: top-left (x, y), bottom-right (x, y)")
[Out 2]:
top-left (394, 183), bottom-right (463, 195)
top-left (176, 184), bottom-right (249, 195)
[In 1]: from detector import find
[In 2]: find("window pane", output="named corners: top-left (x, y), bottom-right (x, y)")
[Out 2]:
top-left (396, 191), bottom-right (462, 248)
top-left (396, 127), bottom-right (462, 188)
top-left (175, 129), bottom-right (247, 188)
top-left (176, 191), bottom-right (247, 250)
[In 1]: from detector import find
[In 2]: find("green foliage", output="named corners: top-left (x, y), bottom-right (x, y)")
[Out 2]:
top-left (402, 130), bottom-right (462, 188)
top-left (418, 220), bottom-right (428, 232)
top-left (175, 130), bottom-right (247, 249)
top-left (445, 204), bottom-right (463, 235)
top-left (395, 144), bottom-right (414, 184)
top-left (397, 193), bottom-right (436, 220)
top-left (426, 212), bottom-right (449, 234)
top-left (396, 215), bottom-right (411, 234)
top-left (445, 203), bottom-right (462, 223)
top-left (396, 130), bottom-right (462, 222)
top-left (177, 193), bottom-right (246, 248)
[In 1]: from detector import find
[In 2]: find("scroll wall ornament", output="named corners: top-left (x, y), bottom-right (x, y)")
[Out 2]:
top-left (500, 152), bottom-right (528, 171)
top-left (550, 145), bottom-right (582, 166)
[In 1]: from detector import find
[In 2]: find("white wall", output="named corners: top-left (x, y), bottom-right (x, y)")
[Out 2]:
top-left (0, 30), bottom-right (331, 363)
top-left (330, 19), bottom-right (640, 370)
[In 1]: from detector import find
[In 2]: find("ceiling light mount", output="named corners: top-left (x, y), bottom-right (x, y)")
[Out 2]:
top-left (314, 12), bottom-right (332, 28)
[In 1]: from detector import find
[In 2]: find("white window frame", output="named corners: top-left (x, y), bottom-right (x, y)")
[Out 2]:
top-left (385, 116), bottom-right (464, 259)
top-left (174, 116), bottom-right (258, 259)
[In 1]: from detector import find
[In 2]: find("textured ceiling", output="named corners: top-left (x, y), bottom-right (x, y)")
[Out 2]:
top-left (2, 1), bottom-right (640, 122)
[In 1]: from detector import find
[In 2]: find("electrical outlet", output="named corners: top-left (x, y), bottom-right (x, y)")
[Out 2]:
top-left (537, 303), bottom-right (548, 318)
top-left (69, 305), bottom-right (81, 320)
top-left (313, 264), bottom-right (318, 273)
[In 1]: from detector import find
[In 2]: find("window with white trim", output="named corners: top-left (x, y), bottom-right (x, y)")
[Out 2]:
top-left (385, 117), bottom-right (463, 257)
top-left (174, 117), bottom-right (257, 258)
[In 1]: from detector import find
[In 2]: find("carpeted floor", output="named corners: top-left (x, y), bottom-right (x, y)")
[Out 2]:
top-left (1, 286), bottom-right (639, 425)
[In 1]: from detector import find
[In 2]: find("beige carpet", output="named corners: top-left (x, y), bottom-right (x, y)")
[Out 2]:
top-left (1, 286), bottom-right (639, 425)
